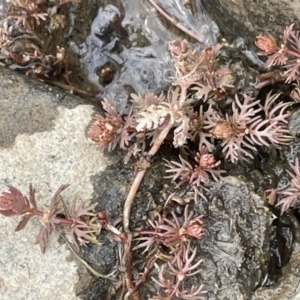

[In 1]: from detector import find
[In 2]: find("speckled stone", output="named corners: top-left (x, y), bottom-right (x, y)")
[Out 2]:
top-left (202, 0), bottom-right (300, 43)
top-left (0, 67), bottom-right (110, 300)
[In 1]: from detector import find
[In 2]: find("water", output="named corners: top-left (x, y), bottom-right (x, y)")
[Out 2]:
top-left (67, 0), bottom-right (220, 109)
top-left (0, 0), bottom-right (220, 110)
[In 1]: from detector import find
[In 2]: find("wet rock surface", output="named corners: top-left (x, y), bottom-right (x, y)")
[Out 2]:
top-left (0, 0), bottom-right (220, 110)
top-left (78, 158), bottom-right (274, 299)
top-left (0, 66), bottom-right (88, 148)
top-left (201, 177), bottom-right (273, 299)
top-left (202, 0), bottom-right (300, 43)
top-left (251, 223), bottom-right (300, 300)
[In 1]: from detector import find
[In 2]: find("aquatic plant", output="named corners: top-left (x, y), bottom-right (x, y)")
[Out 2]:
top-left (134, 204), bottom-right (204, 251)
top-left (204, 93), bottom-right (291, 163)
top-left (7, 0), bottom-right (48, 30)
top-left (169, 39), bottom-right (233, 103)
top-left (0, 184), bottom-right (100, 252)
top-left (87, 98), bottom-right (134, 151)
top-left (87, 39), bottom-right (291, 164)
top-left (255, 24), bottom-right (300, 89)
top-left (0, 0), bottom-right (298, 297)
top-left (133, 205), bottom-right (206, 299)
top-left (151, 244), bottom-right (206, 300)
top-left (85, 22), bottom-right (293, 298)
top-left (164, 146), bottom-right (225, 185)
top-left (0, 0), bottom-right (90, 96)
top-left (254, 24), bottom-right (300, 216)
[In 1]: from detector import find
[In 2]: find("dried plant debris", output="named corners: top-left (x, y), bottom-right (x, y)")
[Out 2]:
top-left (0, 1), bottom-right (79, 91)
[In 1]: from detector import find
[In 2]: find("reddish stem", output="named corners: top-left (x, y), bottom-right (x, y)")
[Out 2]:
top-left (178, 85), bottom-right (188, 109)
top-left (122, 122), bottom-right (173, 300)
top-left (121, 84), bottom-right (188, 297)
top-left (53, 217), bottom-right (75, 226)
top-left (169, 278), bottom-right (181, 298)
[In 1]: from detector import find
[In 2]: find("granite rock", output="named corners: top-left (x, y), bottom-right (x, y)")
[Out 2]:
top-left (201, 0), bottom-right (300, 43)
top-left (0, 67), bottom-right (110, 300)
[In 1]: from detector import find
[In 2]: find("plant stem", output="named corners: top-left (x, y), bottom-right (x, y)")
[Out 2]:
top-left (121, 82), bottom-right (188, 297)
top-left (288, 49), bottom-right (300, 59)
top-left (178, 85), bottom-right (188, 109)
top-left (123, 121), bottom-right (173, 232)
top-left (123, 233), bottom-right (141, 300)
top-left (60, 233), bottom-right (118, 281)
top-left (123, 170), bottom-right (147, 234)
top-left (122, 121), bottom-right (173, 299)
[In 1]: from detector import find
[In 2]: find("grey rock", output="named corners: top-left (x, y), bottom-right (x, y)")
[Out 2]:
top-left (0, 67), bottom-right (111, 300)
top-left (251, 242), bottom-right (300, 299)
top-left (289, 108), bottom-right (300, 137)
top-left (79, 156), bottom-right (274, 299)
top-left (201, 0), bottom-right (300, 43)
top-left (200, 176), bottom-right (273, 299)
top-left (0, 66), bottom-right (87, 148)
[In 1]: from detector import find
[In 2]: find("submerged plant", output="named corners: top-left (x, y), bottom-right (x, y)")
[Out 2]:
top-left (7, 0), bottom-right (48, 30)
top-left (255, 24), bottom-right (300, 90)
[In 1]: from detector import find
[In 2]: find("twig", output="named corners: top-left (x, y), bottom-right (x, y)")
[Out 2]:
top-left (148, 0), bottom-right (204, 44)
top-left (42, 78), bottom-right (98, 97)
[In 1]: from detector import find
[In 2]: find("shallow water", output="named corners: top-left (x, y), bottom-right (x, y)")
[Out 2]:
top-left (0, 0), bottom-right (220, 110)
top-left (67, 0), bottom-right (220, 109)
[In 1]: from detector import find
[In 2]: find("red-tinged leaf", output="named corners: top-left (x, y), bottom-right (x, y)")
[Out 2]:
top-left (192, 84), bottom-right (212, 102)
top-left (255, 35), bottom-right (278, 54)
top-left (283, 24), bottom-right (294, 44)
top-left (284, 60), bottom-right (300, 83)
top-left (289, 29), bottom-right (300, 53)
top-left (0, 186), bottom-right (27, 215)
top-left (276, 194), bottom-right (299, 214)
top-left (265, 51), bottom-right (288, 68)
top-left (15, 214), bottom-right (33, 231)
top-left (36, 223), bottom-right (52, 253)
top-left (101, 97), bottom-right (119, 116)
top-left (0, 209), bottom-right (15, 217)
